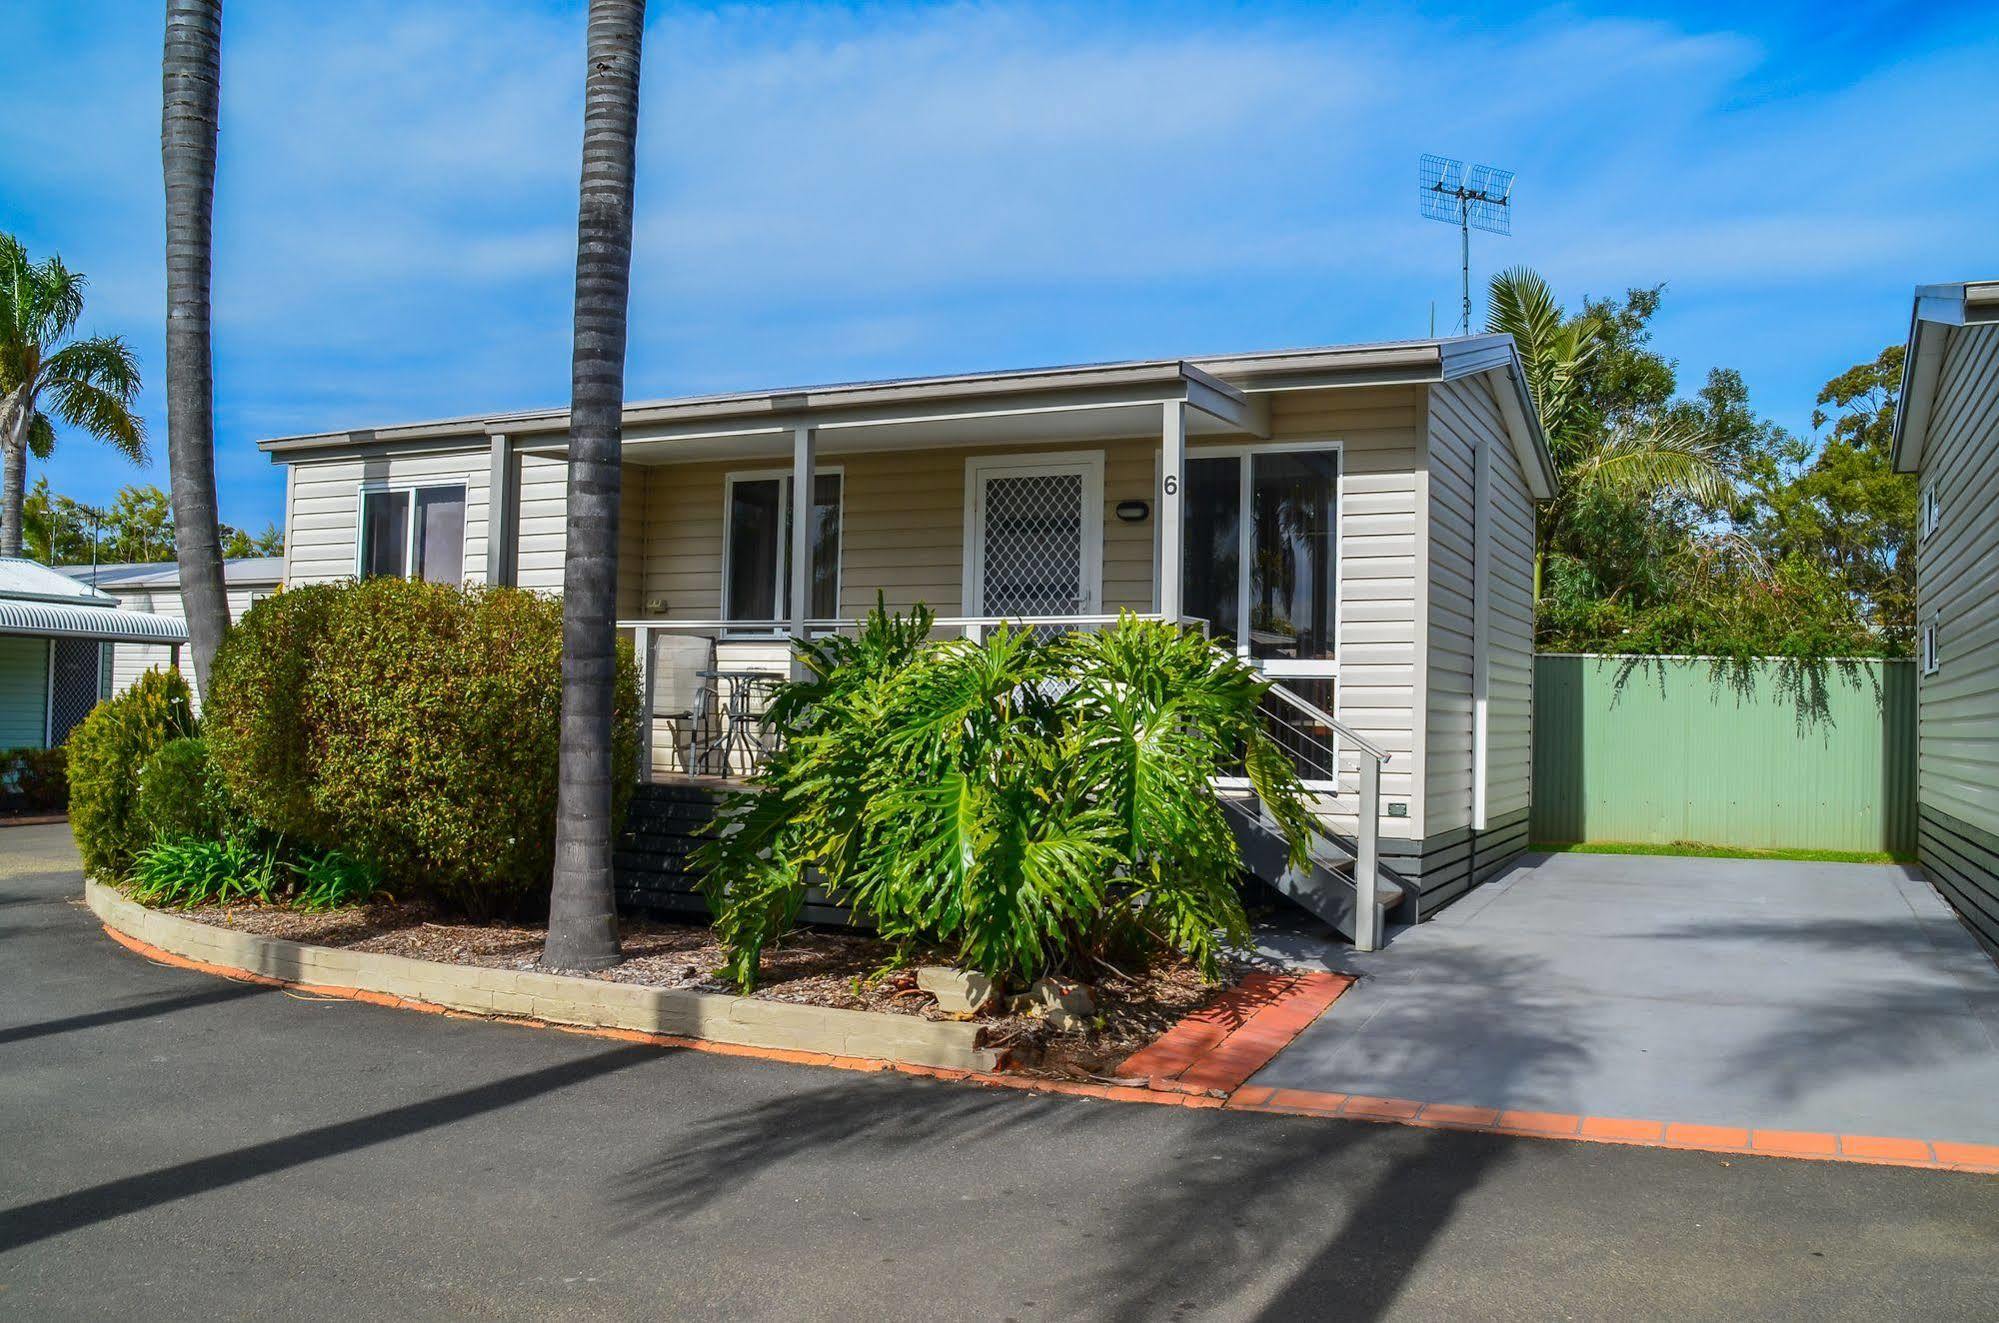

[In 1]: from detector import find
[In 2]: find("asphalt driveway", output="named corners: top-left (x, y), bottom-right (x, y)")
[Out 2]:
top-left (1254, 851), bottom-right (1999, 1145)
top-left (4, 825), bottom-right (1997, 1321)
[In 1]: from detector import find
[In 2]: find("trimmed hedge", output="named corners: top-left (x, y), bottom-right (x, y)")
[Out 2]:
top-left (1, 746), bottom-right (67, 814)
top-left (67, 669), bottom-right (198, 877)
top-left (135, 737), bottom-right (228, 842)
top-left (207, 579), bottom-right (640, 915)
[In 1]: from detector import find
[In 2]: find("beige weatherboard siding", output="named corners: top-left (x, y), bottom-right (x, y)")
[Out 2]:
top-left (285, 446), bottom-right (493, 587)
top-left (1894, 280), bottom-right (1999, 951)
top-left (258, 335), bottom-right (1555, 911)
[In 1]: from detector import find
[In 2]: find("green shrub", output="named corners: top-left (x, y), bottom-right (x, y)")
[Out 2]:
top-left (1, 746), bottom-right (67, 813)
top-left (135, 737), bottom-right (227, 841)
top-left (66, 669), bottom-right (197, 877)
top-left (204, 583), bottom-right (340, 842)
top-left (127, 833), bottom-right (282, 908)
top-left (207, 579), bottom-right (640, 915)
top-left (127, 832), bottom-right (382, 911)
top-left (695, 609), bottom-right (1315, 991)
top-left (288, 846), bottom-right (384, 911)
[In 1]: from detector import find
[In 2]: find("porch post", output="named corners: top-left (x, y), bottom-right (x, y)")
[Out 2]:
top-left (1354, 753), bottom-right (1381, 952)
top-left (788, 423), bottom-right (817, 678)
top-left (1158, 399), bottom-right (1186, 621)
top-left (486, 431), bottom-right (516, 587)
top-left (634, 624), bottom-right (654, 783)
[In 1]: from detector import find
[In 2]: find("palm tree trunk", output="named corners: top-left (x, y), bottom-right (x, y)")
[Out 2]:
top-left (162, 0), bottom-right (231, 699)
top-left (544, 0), bottom-right (645, 972)
top-left (0, 395), bottom-right (27, 558)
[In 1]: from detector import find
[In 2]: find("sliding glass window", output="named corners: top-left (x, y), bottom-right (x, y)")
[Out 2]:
top-left (724, 472), bottom-right (842, 625)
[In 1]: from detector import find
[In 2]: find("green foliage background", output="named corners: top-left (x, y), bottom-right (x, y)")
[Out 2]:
top-left (1499, 269), bottom-right (1914, 662)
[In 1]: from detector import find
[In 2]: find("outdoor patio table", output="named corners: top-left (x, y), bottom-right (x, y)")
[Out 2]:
top-left (697, 669), bottom-right (783, 776)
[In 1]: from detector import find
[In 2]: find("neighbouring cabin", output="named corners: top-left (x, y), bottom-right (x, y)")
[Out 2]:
top-left (53, 557), bottom-right (282, 712)
top-left (261, 335), bottom-right (1556, 929)
top-left (1895, 279), bottom-right (1999, 953)
top-left (0, 558), bottom-right (189, 750)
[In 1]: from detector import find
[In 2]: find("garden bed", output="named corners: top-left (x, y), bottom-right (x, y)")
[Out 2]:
top-left (169, 898), bottom-right (1245, 1080)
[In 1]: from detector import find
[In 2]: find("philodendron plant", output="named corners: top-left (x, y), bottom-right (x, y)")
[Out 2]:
top-left (694, 604), bottom-right (1316, 993)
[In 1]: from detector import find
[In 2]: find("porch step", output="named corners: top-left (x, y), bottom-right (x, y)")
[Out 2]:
top-left (1222, 797), bottom-right (1404, 943)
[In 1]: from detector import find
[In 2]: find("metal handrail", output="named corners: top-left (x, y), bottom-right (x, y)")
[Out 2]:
top-left (1263, 681), bottom-right (1389, 764)
top-left (1257, 677), bottom-right (1388, 953)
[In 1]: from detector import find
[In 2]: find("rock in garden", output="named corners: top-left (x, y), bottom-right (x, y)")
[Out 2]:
top-left (916, 966), bottom-right (997, 1014)
top-left (1029, 977), bottom-right (1095, 1015)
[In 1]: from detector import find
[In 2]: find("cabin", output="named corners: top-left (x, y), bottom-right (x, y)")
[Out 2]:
top-left (57, 557), bottom-right (282, 710)
top-left (1894, 279), bottom-right (1999, 953)
top-left (258, 335), bottom-right (1555, 937)
top-left (0, 557), bottom-right (188, 751)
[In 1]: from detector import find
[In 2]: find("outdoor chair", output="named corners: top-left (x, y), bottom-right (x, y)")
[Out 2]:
top-left (649, 633), bottom-right (720, 776)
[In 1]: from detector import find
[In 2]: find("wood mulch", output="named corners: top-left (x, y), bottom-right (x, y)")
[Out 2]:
top-left (170, 898), bottom-right (1247, 1080)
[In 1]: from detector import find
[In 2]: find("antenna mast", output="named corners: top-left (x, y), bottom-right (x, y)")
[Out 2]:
top-left (1419, 154), bottom-right (1515, 334)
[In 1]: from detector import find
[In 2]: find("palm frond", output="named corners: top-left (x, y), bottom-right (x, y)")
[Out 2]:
top-left (1566, 417), bottom-right (1730, 507)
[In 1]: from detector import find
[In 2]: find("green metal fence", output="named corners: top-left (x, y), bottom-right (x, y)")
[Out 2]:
top-left (1531, 655), bottom-right (1917, 855)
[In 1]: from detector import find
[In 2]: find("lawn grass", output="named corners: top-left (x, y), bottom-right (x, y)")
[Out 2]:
top-left (1530, 840), bottom-right (1912, 866)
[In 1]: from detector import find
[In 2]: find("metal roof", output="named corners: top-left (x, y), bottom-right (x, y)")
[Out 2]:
top-left (0, 599), bottom-right (190, 644)
top-left (54, 557), bottom-right (284, 591)
top-left (0, 557), bottom-right (117, 606)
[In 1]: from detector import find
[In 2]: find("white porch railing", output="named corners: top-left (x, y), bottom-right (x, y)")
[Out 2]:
top-left (620, 612), bottom-right (1389, 951)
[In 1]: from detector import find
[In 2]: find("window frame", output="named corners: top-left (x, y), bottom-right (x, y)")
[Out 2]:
top-left (719, 466), bottom-right (845, 634)
top-left (1921, 611), bottom-right (1940, 676)
top-left (354, 480), bottom-right (471, 583)
top-left (1920, 481), bottom-right (1941, 542)
top-left (1179, 438), bottom-right (1345, 680)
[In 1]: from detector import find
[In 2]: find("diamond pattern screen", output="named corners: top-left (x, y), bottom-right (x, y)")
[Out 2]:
top-left (980, 472), bottom-right (1084, 619)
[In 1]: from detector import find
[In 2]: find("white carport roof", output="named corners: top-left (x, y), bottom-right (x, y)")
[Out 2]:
top-left (0, 558), bottom-right (190, 644)
top-left (0, 599), bottom-right (190, 644)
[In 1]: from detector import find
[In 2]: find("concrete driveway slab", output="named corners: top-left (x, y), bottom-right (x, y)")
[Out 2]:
top-left (1253, 852), bottom-right (1999, 1146)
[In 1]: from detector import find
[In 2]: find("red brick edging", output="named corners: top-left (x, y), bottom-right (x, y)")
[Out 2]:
top-left (98, 922), bottom-right (1999, 1175)
top-left (1117, 970), bottom-right (1352, 1096)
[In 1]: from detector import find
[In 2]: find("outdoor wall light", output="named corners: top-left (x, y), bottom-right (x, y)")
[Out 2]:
top-left (1115, 500), bottom-right (1150, 523)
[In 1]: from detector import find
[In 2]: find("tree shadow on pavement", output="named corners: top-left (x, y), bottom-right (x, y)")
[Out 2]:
top-left (0, 981), bottom-right (271, 1047)
top-left (612, 942), bottom-right (1582, 1320)
top-left (1643, 915), bottom-right (1999, 1103)
top-left (0, 1043), bottom-right (658, 1254)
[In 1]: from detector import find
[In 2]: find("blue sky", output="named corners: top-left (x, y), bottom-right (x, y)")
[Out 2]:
top-left (7, 1), bottom-right (1996, 535)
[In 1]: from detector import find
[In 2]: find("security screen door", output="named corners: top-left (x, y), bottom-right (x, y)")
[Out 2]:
top-left (967, 457), bottom-right (1102, 621)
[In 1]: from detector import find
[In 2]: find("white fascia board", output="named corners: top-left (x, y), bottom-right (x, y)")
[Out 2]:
top-left (1481, 364), bottom-right (1558, 500)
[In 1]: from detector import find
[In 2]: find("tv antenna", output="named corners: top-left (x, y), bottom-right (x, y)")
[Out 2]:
top-left (1420, 154), bottom-right (1514, 335)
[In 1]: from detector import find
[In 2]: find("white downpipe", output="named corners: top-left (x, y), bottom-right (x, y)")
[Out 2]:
top-left (1354, 751), bottom-right (1381, 952)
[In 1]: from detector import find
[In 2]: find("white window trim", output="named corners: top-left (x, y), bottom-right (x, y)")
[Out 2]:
top-left (1181, 438), bottom-right (1344, 681)
top-left (720, 466), bottom-right (845, 634)
top-left (1921, 611), bottom-right (1940, 676)
top-left (354, 480), bottom-right (471, 583)
top-left (1920, 482), bottom-right (1940, 542)
top-left (962, 451), bottom-right (1106, 618)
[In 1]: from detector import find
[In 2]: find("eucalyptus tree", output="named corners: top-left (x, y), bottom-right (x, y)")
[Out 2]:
top-left (545, 0), bottom-right (646, 971)
top-left (162, 0), bottom-right (231, 696)
top-left (0, 236), bottom-right (145, 558)
top-left (1485, 266), bottom-right (1728, 604)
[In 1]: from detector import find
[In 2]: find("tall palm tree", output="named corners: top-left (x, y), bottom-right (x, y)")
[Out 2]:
top-left (0, 236), bottom-right (146, 559)
top-left (544, 0), bottom-right (646, 972)
top-left (162, 0), bottom-right (232, 699)
top-left (1486, 266), bottom-right (1728, 603)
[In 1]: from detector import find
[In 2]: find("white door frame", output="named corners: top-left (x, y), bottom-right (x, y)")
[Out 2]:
top-left (1182, 438), bottom-right (1343, 680)
top-left (963, 451), bottom-right (1105, 617)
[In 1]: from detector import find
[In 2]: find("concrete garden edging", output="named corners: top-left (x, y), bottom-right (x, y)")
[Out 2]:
top-left (84, 880), bottom-right (1001, 1072)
